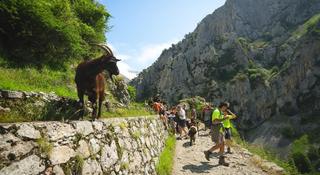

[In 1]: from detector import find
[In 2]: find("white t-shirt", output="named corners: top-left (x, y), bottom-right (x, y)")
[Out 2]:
top-left (178, 109), bottom-right (186, 120)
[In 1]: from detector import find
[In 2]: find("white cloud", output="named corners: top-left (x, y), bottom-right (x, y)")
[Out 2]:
top-left (137, 43), bottom-right (172, 63)
top-left (108, 39), bottom-right (178, 80)
top-left (117, 62), bottom-right (137, 80)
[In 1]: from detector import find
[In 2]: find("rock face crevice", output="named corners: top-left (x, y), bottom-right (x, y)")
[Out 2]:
top-left (0, 117), bottom-right (167, 175)
top-left (131, 0), bottom-right (320, 153)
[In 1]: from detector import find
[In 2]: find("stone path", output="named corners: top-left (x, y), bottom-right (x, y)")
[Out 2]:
top-left (172, 129), bottom-right (284, 175)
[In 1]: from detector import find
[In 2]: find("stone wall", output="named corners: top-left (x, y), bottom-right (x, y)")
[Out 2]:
top-left (0, 116), bottom-right (167, 175)
top-left (0, 89), bottom-right (83, 121)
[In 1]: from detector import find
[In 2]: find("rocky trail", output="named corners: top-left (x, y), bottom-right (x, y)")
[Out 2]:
top-left (172, 129), bottom-right (285, 175)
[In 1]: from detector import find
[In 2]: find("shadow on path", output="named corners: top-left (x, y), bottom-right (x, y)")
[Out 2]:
top-left (182, 141), bottom-right (192, 148)
top-left (182, 161), bottom-right (219, 173)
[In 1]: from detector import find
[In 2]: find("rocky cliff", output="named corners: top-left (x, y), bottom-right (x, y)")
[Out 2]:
top-left (0, 117), bottom-right (166, 175)
top-left (131, 0), bottom-right (320, 152)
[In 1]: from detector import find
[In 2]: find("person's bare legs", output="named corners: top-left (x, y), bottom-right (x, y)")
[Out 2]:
top-left (208, 143), bottom-right (221, 152)
top-left (178, 126), bottom-right (183, 139)
top-left (182, 127), bottom-right (188, 138)
top-left (225, 139), bottom-right (233, 153)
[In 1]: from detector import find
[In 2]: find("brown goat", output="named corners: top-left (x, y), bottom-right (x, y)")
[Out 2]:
top-left (75, 44), bottom-right (120, 120)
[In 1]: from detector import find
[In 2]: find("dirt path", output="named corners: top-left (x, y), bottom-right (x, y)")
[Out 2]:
top-left (172, 129), bottom-right (278, 175)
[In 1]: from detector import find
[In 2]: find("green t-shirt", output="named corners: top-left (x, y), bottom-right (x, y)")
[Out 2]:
top-left (211, 108), bottom-right (224, 133)
top-left (223, 115), bottom-right (233, 128)
top-left (211, 108), bottom-right (222, 121)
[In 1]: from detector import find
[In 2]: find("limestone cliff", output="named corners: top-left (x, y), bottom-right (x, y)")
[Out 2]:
top-left (131, 0), bottom-right (320, 152)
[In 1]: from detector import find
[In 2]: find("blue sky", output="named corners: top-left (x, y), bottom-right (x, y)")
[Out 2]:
top-left (98, 0), bottom-right (226, 79)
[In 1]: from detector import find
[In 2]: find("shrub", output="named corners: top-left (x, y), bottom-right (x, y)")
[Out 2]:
top-left (36, 137), bottom-right (53, 155)
top-left (291, 135), bottom-right (309, 154)
top-left (281, 125), bottom-right (295, 139)
top-left (127, 85), bottom-right (137, 101)
top-left (291, 152), bottom-right (312, 173)
top-left (307, 145), bottom-right (320, 162)
top-left (74, 155), bottom-right (84, 174)
top-left (0, 0), bottom-right (110, 68)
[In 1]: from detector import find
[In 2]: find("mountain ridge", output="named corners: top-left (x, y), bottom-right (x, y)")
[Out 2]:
top-left (131, 0), bottom-right (320, 156)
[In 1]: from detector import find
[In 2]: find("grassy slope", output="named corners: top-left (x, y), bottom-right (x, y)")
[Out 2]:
top-left (102, 103), bottom-right (154, 118)
top-left (0, 59), bottom-right (154, 121)
top-left (0, 67), bottom-right (77, 99)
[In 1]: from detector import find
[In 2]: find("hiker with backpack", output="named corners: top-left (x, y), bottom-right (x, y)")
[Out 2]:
top-left (204, 102), bottom-right (230, 166)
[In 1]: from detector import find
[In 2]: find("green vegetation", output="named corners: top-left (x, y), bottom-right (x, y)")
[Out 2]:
top-left (74, 133), bottom-right (84, 144)
top-left (156, 134), bottom-right (176, 175)
top-left (119, 121), bottom-right (128, 130)
top-left (102, 103), bottom-right (154, 118)
top-left (235, 124), bottom-right (320, 174)
top-left (179, 96), bottom-right (207, 111)
top-left (0, 67), bottom-right (77, 98)
top-left (292, 13), bottom-right (320, 40)
top-left (232, 124), bottom-right (298, 175)
top-left (231, 72), bottom-right (247, 82)
top-left (245, 60), bottom-right (278, 88)
top-left (127, 85), bottom-right (137, 101)
top-left (0, 0), bottom-right (110, 69)
top-left (281, 125), bottom-right (296, 139)
top-left (74, 155), bottom-right (84, 174)
top-left (36, 137), bottom-right (53, 156)
top-left (132, 130), bottom-right (141, 140)
top-left (120, 162), bottom-right (129, 170)
top-left (291, 152), bottom-right (312, 174)
top-left (289, 135), bottom-right (320, 174)
top-left (62, 155), bottom-right (84, 175)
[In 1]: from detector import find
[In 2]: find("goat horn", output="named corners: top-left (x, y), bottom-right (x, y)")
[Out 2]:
top-left (93, 43), bottom-right (113, 56)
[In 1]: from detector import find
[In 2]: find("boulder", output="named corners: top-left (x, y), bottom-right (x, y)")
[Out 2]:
top-left (17, 124), bottom-right (41, 139)
top-left (100, 141), bottom-right (118, 171)
top-left (0, 155), bottom-right (45, 175)
top-left (82, 159), bottom-right (103, 175)
top-left (76, 140), bottom-right (90, 158)
top-left (53, 165), bottom-right (65, 175)
top-left (89, 138), bottom-right (101, 155)
top-left (72, 121), bottom-right (94, 136)
top-left (46, 123), bottom-right (75, 141)
top-left (1, 90), bottom-right (24, 99)
top-left (49, 146), bottom-right (75, 165)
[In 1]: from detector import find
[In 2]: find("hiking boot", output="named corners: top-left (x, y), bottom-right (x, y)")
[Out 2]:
top-left (219, 155), bottom-right (229, 166)
top-left (227, 147), bottom-right (233, 154)
top-left (204, 151), bottom-right (211, 161)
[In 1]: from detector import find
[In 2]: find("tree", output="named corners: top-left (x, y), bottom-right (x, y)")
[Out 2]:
top-left (0, 0), bottom-right (110, 69)
top-left (127, 85), bottom-right (137, 102)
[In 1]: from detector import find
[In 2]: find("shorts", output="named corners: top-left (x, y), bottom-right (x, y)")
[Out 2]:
top-left (224, 127), bottom-right (232, 140)
top-left (204, 120), bottom-right (211, 127)
top-left (178, 119), bottom-right (186, 128)
top-left (159, 110), bottom-right (165, 115)
top-left (211, 124), bottom-right (225, 144)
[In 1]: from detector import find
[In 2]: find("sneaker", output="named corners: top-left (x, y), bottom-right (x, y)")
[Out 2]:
top-left (204, 151), bottom-right (211, 161)
top-left (227, 147), bottom-right (233, 154)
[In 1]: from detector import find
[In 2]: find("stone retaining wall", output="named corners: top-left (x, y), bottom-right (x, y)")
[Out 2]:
top-left (0, 116), bottom-right (167, 175)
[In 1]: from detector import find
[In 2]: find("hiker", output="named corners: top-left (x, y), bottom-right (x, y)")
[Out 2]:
top-left (153, 101), bottom-right (161, 113)
top-left (167, 108), bottom-right (177, 134)
top-left (204, 102), bottom-right (230, 166)
top-left (202, 104), bottom-right (212, 130)
top-left (177, 105), bottom-right (188, 139)
top-left (223, 103), bottom-right (237, 154)
top-left (159, 102), bottom-right (168, 129)
top-left (191, 107), bottom-right (197, 120)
